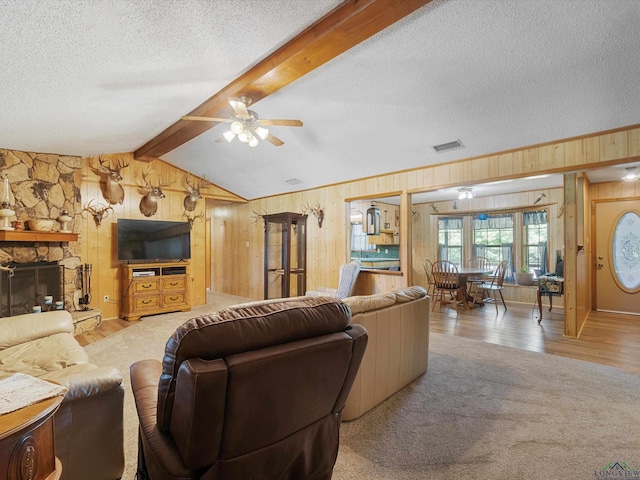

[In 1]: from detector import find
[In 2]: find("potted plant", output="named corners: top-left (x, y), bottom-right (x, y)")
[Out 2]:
top-left (515, 265), bottom-right (534, 286)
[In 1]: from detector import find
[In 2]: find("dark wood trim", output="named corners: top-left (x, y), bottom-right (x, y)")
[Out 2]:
top-left (134, 0), bottom-right (434, 160)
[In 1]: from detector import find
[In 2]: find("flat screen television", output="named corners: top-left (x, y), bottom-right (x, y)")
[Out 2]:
top-left (117, 219), bottom-right (191, 262)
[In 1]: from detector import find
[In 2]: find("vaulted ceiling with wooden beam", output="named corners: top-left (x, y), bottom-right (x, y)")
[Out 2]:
top-left (2, 0), bottom-right (640, 199)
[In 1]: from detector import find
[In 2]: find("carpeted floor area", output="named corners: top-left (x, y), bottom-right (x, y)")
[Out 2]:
top-left (85, 292), bottom-right (640, 480)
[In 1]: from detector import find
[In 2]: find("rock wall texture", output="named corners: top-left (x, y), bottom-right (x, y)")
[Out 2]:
top-left (0, 148), bottom-right (83, 309)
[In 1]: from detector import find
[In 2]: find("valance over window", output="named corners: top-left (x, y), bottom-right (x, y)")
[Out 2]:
top-left (473, 214), bottom-right (513, 229)
top-left (523, 210), bottom-right (547, 225)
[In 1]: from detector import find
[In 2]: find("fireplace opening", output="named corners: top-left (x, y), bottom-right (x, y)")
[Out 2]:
top-left (0, 261), bottom-right (64, 317)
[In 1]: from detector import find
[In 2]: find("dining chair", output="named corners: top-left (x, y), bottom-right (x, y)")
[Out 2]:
top-left (431, 260), bottom-right (465, 311)
top-left (422, 258), bottom-right (435, 296)
top-left (475, 260), bottom-right (509, 313)
top-left (466, 256), bottom-right (491, 302)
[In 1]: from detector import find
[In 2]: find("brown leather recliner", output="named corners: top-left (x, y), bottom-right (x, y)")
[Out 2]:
top-left (130, 296), bottom-right (368, 480)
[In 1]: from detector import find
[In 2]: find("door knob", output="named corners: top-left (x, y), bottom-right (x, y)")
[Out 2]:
top-left (598, 255), bottom-right (603, 260)
top-left (597, 263), bottom-right (604, 270)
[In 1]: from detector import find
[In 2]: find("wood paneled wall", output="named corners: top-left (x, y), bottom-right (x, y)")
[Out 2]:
top-left (209, 124), bottom-right (640, 337)
top-left (80, 154), bottom-right (244, 320)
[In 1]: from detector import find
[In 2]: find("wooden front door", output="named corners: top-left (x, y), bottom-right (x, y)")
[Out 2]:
top-left (595, 200), bottom-right (640, 315)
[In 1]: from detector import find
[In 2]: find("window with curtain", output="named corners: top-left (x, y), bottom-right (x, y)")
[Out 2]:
top-left (523, 210), bottom-right (548, 273)
top-left (438, 217), bottom-right (463, 266)
top-left (472, 214), bottom-right (514, 269)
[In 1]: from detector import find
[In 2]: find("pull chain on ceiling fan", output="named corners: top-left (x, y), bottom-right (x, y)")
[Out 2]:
top-left (182, 96), bottom-right (303, 147)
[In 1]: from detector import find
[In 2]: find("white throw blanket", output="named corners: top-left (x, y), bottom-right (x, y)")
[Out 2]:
top-left (0, 373), bottom-right (67, 415)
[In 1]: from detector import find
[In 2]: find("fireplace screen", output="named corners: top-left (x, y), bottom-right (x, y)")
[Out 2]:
top-left (0, 262), bottom-right (63, 317)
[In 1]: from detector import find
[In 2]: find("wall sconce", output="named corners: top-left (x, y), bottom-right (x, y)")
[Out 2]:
top-left (458, 188), bottom-right (473, 199)
top-left (366, 204), bottom-right (381, 235)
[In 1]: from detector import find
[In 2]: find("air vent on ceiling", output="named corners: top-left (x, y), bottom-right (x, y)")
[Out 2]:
top-left (285, 178), bottom-right (303, 185)
top-left (432, 140), bottom-right (464, 153)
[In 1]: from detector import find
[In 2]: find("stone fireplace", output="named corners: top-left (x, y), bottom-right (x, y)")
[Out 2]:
top-left (0, 148), bottom-right (83, 312)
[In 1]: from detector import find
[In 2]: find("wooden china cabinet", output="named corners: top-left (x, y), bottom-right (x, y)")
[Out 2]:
top-left (262, 212), bottom-right (307, 299)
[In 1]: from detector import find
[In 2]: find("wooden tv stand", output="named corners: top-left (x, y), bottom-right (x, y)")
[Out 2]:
top-left (120, 262), bottom-right (190, 321)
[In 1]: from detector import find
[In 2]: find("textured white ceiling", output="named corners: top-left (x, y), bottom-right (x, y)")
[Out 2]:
top-left (2, 0), bottom-right (639, 200)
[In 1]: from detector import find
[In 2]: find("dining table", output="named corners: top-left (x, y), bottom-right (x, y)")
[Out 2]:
top-left (456, 267), bottom-right (494, 309)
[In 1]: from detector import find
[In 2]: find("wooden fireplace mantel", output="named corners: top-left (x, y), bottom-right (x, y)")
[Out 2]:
top-left (0, 230), bottom-right (78, 242)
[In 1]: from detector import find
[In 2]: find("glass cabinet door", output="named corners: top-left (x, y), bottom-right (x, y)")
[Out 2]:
top-left (263, 212), bottom-right (307, 299)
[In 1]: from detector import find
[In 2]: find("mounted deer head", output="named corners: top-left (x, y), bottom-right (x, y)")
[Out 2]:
top-left (302, 201), bottom-right (325, 228)
top-left (251, 209), bottom-right (268, 224)
top-left (82, 199), bottom-right (113, 227)
top-left (183, 210), bottom-right (205, 229)
top-left (97, 154), bottom-right (128, 205)
top-left (139, 166), bottom-right (173, 217)
top-left (183, 174), bottom-right (210, 212)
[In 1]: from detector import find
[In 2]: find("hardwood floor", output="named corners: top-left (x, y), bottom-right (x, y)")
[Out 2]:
top-left (429, 300), bottom-right (640, 376)
top-left (75, 318), bottom-right (133, 347)
top-left (75, 297), bottom-right (640, 376)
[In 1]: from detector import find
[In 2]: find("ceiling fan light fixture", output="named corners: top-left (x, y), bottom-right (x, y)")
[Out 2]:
top-left (222, 130), bottom-right (235, 143)
top-left (230, 121), bottom-right (244, 135)
top-left (458, 187), bottom-right (473, 199)
top-left (622, 166), bottom-right (639, 182)
top-left (238, 129), bottom-right (251, 143)
top-left (255, 126), bottom-right (269, 140)
top-left (183, 97), bottom-right (301, 147)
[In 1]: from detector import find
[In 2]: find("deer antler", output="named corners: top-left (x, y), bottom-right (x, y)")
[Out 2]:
top-left (98, 154), bottom-right (129, 175)
top-left (185, 173), bottom-right (210, 192)
top-left (251, 209), bottom-right (269, 224)
top-left (140, 165), bottom-right (154, 189)
top-left (158, 171), bottom-right (175, 188)
top-left (301, 201), bottom-right (325, 228)
top-left (82, 199), bottom-right (113, 227)
top-left (183, 210), bottom-right (205, 229)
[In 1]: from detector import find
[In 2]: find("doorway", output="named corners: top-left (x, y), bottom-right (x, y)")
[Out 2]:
top-left (595, 200), bottom-right (640, 315)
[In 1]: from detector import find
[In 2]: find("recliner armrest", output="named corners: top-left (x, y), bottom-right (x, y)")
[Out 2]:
top-left (131, 359), bottom-right (163, 414)
top-left (131, 359), bottom-right (200, 479)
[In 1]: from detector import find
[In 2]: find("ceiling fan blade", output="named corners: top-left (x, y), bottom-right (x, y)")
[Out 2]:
top-left (266, 133), bottom-right (284, 146)
top-left (229, 100), bottom-right (250, 118)
top-left (182, 115), bottom-right (230, 123)
top-left (259, 119), bottom-right (303, 127)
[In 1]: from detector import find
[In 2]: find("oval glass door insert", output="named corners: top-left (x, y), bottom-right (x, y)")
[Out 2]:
top-left (611, 210), bottom-right (640, 292)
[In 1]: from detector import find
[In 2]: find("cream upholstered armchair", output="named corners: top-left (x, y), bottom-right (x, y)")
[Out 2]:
top-left (0, 310), bottom-right (124, 480)
top-left (306, 260), bottom-right (361, 299)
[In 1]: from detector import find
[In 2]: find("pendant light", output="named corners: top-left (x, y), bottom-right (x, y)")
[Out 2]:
top-left (366, 203), bottom-right (381, 235)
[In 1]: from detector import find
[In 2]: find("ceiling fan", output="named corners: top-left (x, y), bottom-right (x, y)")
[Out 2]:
top-left (181, 96), bottom-right (303, 147)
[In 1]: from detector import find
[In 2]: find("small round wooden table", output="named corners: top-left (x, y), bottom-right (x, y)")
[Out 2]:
top-left (0, 395), bottom-right (64, 480)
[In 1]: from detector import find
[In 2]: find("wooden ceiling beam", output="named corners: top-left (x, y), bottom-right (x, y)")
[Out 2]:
top-left (134, 0), bottom-right (433, 160)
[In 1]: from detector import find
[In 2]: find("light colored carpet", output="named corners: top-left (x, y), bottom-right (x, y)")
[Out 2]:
top-left (85, 293), bottom-right (640, 480)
